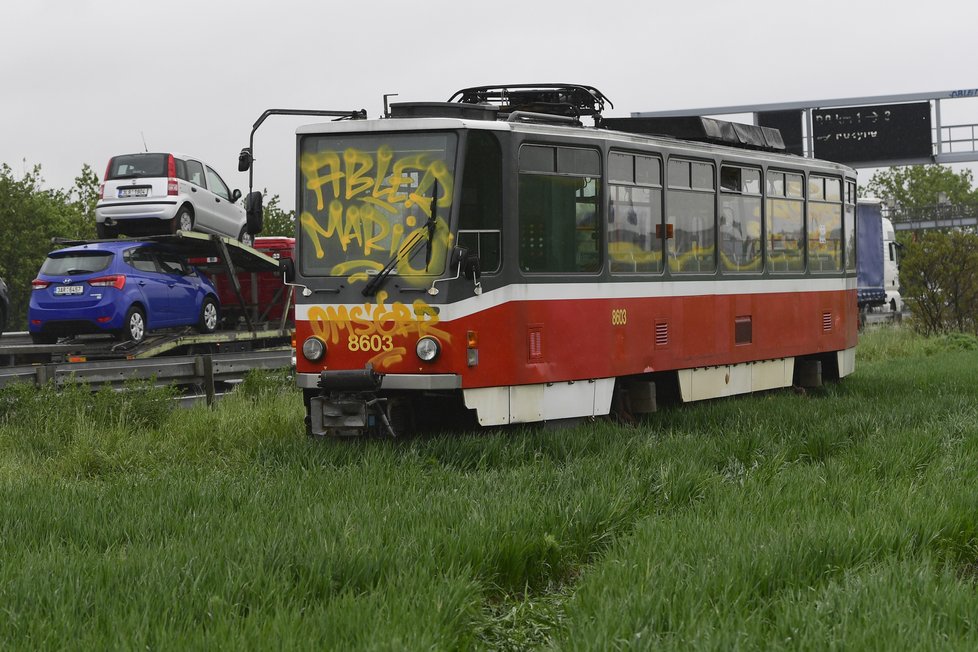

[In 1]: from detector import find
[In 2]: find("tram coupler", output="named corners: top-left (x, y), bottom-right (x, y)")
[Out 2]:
top-left (312, 365), bottom-right (403, 437)
top-left (308, 392), bottom-right (400, 438)
top-left (307, 365), bottom-right (384, 436)
top-left (309, 393), bottom-right (366, 437)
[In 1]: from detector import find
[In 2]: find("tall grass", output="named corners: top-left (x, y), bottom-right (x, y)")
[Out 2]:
top-left (856, 323), bottom-right (978, 364)
top-left (0, 328), bottom-right (976, 649)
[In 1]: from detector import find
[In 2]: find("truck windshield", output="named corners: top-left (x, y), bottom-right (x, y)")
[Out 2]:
top-left (297, 132), bottom-right (457, 282)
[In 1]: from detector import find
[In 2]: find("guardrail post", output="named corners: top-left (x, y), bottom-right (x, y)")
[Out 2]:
top-left (194, 354), bottom-right (216, 406)
top-left (34, 364), bottom-right (56, 388)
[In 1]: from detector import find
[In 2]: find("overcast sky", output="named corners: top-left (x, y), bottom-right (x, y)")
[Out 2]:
top-left (2, 0), bottom-right (977, 210)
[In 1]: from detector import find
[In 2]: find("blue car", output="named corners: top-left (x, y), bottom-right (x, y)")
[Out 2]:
top-left (29, 241), bottom-right (220, 344)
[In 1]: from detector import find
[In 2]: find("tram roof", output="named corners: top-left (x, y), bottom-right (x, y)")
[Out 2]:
top-left (282, 83), bottom-right (857, 174)
top-left (294, 116), bottom-right (855, 175)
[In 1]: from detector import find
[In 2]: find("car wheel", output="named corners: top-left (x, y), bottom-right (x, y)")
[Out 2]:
top-left (120, 305), bottom-right (146, 343)
top-left (173, 208), bottom-right (194, 234)
top-left (198, 297), bottom-right (219, 333)
top-left (0, 305), bottom-right (5, 336)
top-left (96, 222), bottom-right (118, 239)
top-left (238, 226), bottom-right (254, 247)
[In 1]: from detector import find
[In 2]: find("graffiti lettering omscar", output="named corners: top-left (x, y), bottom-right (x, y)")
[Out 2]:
top-left (308, 290), bottom-right (452, 368)
top-left (300, 146), bottom-right (455, 283)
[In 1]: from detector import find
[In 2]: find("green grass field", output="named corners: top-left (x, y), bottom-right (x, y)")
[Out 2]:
top-left (2, 327), bottom-right (978, 649)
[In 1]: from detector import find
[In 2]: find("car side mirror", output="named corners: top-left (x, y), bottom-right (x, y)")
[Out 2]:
top-left (238, 148), bottom-right (253, 172)
top-left (231, 189), bottom-right (242, 203)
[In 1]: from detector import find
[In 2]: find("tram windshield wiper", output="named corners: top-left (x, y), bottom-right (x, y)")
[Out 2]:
top-left (425, 180), bottom-right (438, 268)
top-left (362, 181), bottom-right (439, 298)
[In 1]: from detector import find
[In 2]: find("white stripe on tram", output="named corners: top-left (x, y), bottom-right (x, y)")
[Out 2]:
top-left (294, 277), bottom-right (855, 322)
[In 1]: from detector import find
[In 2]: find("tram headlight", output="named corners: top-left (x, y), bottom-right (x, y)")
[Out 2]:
top-left (301, 336), bottom-right (327, 362)
top-left (415, 336), bottom-right (441, 362)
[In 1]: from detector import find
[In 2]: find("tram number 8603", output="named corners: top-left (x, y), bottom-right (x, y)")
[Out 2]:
top-left (348, 334), bottom-right (395, 352)
top-left (611, 308), bottom-right (627, 326)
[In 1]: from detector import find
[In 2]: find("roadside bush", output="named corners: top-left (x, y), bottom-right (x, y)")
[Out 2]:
top-left (900, 230), bottom-right (978, 335)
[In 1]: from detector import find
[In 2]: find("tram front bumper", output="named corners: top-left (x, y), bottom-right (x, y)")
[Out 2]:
top-left (296, 371), bottom-right (462, 391)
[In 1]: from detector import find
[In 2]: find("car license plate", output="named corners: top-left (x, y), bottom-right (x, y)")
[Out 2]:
top-left (54, 285), bottom-right (84, 295)
top-left (118, 187), bottom-right (149, 198)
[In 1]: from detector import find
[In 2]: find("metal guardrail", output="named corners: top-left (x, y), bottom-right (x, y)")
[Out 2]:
top-left (0, 349), bottom-right (293, 405)
top-left (939, 123), bottom-right (978, 158)
top-left (886, 202), bottom-right (978, 231)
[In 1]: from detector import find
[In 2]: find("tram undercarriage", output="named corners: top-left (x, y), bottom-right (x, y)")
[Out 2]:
top-left (302, 348), bottom-right (855, 438)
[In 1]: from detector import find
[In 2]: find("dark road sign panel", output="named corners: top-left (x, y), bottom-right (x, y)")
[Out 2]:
top-left (812, 102), bottom-right (932, 164)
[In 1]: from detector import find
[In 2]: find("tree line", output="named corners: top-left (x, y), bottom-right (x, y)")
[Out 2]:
top-left (0, 164), bottom-right (98, 331)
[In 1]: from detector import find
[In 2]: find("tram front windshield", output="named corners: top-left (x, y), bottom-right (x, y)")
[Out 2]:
top-left (297, 132), bottom-right (458, 279)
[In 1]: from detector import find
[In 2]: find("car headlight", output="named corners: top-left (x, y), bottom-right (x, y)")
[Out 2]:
top-left (302, 337), bottom-right (326, 362)
top-left (415, 336), bottom-right (441, 362)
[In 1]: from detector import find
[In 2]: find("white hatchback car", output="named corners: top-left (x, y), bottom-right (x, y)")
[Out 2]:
top-left (96, 152), bottom-right (255, 245)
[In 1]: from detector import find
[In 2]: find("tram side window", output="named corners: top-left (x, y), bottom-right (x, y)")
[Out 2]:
top-left (608, 152), bottom-right (663, 273)
top-left (719, 166), bottom-right (762, 273)
top-left (457, 131), bottom-right (502, 273)
top-left (844, 180), bottom-right (857, 272)
top-left (809, 175), bottom-right (843, 272)
top-left (519, 145), bottom-right (601, 273)
top-left (766, 170), bottom-right (804, 272)
top-left (667, 159), bottom-right (715, 273)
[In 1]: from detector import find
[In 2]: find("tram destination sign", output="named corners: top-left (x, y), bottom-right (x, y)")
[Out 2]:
top-left (812, 102), bottom-right (932, 165)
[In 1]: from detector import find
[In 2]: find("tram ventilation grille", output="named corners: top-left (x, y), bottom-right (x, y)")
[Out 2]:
top-left (822, 312), bottom-right (833, 333)
top-left (655, 322), bottom-right (669, 347)
top-left (528, 326), bottom-right (543, 361)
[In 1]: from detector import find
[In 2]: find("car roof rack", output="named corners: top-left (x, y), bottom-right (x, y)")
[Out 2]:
top-left (448, 83), bottom-right (613, 123)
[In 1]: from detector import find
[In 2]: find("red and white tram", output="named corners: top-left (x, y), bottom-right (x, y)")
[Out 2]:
top-left (248, 85), bottom-right (858, 436)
